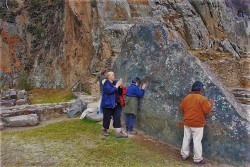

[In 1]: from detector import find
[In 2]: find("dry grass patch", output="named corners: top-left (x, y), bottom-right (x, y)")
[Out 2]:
top-left (189, 50), bottom-right (232, 62)
top-left (29, 88), bottom-right (76, 104)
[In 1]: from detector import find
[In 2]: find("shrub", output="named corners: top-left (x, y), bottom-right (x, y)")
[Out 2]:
top-left (18, 77), bottom-right (33, 91)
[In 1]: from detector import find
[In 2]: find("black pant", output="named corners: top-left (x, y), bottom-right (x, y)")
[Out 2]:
top-left (103, 105), bottom-right (122, 129)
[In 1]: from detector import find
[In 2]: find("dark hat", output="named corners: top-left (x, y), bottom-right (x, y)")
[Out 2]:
top-left (132, 77), bottom-right (141, 84)
top-left (191, 81), bottom-right (204, 91)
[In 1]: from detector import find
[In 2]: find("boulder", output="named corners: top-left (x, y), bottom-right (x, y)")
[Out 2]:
top-left (0, 109), bottom-right (22, 118)
top-left (0, 100), bottom-right (15, 107)
top-left (220, 39), bottom-right (240, 59)
top-left (86, 112), bottom-right (103, 122)
top-left (113, 24), bottom-right (249, 165)
top-left (17, 90), bottom-right (28, 99)
top-left (80, 108), bottom-right (99, 120)
top-left (3, 114), bottom-right (39, 127)
top-left (67, 99), bottom-right (87, 118)
top-left (67, 109), bottom-right (81, 118)
top-left (9, 89), bottom-right (17, 99)
top-left (16, 99), bottom-right (28, 106)
top-left (1, 90), bottom-right (10, 100)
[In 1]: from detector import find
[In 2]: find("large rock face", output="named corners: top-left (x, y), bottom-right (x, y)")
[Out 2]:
top-left (0, 0), bottom-right (95, 90)
top-left (0, 0), bottom-right (249, 91)
top-left (113, 24), bottom-right (249, 165)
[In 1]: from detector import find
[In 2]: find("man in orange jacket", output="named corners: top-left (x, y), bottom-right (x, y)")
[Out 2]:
top-left (180, 81), bottom-right (212, 164)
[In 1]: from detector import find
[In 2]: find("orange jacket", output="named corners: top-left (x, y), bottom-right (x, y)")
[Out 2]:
top-left (180, 93), bottom-right (212, 127)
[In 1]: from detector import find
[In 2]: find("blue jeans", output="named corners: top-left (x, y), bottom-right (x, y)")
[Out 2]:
top-left (125, 113), bottom-right (136, 132)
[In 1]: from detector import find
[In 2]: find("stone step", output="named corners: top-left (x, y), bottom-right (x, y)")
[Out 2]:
top-left (241, 53), bottom-right (250, 58)
top-left (236, 97), bottom-right (250, 105)
top-left (0, 99), bottom-right (29, 107)
top-left (231, 88), bottom-right (250, 98)
top-left (230, 88), bottom-right (250, 105)
top-left (2, 114), bottom-right (39, 127)
top-left (0, 99), bottom-right (15, 107)
top-left (0, 93), bottom-right (98, 129)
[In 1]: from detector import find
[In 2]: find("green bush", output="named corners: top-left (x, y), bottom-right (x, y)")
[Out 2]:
top-left (18, 77), bottom-right (33, 91)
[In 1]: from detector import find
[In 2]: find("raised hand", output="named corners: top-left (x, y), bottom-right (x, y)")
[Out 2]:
top-left (142, 83), bottom-right (147, 89)
top-left (116, 78), bottom-right (123, 88)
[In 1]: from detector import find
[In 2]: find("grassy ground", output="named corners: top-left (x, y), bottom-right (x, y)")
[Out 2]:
top-left (1, 119), bottom-right (192, 167)
top-left (28, 88), bottom-right (76, 104)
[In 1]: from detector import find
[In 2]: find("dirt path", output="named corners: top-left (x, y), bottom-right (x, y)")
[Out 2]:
top-left (132, 131), bottom-right (217, 167)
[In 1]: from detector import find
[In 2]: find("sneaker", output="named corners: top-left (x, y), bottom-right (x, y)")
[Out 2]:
top-left (193, 159), bottom-right (206, 164)
top-left (102, 129), bottom-right (109, 136)
top-left (182, 156), bottom-right (189, 161)
top-left (127, 131), bottom-right (137, 135)
top-left (116, 131), bottom-right (128, 138)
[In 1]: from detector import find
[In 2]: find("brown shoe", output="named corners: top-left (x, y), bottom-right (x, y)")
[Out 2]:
top-left (116, 131), bottom-right (128, 138)
top-left (193, 159), bottom-right (206, 164)
top-left (102, 129), bottom-right (109, 136)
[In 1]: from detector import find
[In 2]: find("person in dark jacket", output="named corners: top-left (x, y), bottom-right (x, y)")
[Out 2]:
top-left (123, 77), bottom-right (147, 135)
top-left (101, 71), bottom-right (128, 138)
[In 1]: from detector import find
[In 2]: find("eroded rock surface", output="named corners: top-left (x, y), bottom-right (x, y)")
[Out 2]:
top-left (0, 0), bottom-right (249, 92)
top-left (114, 24), bottom-right (249, 165)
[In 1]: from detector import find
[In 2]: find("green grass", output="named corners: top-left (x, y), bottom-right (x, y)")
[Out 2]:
top-left (29, 89), bottom-right (76, 104)
top-left (2, 119), bottom-right (191, 167)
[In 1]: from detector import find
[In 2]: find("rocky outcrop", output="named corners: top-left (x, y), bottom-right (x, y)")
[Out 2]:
top-left (0, 0), bottom-right (95, 90)
top-left (1, 0), bottom-right (249, 92)
top-left (114, 24), bottom-right (249, 165)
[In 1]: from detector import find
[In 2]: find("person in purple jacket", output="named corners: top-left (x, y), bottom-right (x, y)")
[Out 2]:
top-left (123, 77), bottom-right (147, 135)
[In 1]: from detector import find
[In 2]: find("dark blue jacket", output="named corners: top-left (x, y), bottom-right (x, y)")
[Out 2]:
top-left (126, 84), bottom-right (145, 98)
top-left (101, 80), bottom-right (117, 109)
